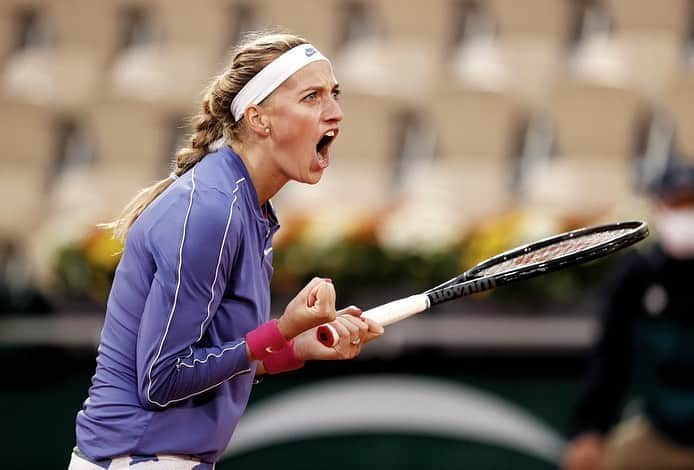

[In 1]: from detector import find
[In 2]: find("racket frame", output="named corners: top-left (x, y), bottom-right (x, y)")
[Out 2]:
top-left (318, 220), bottom-right (649, 346)
top-left (425, 220), bottom-right (648, 305)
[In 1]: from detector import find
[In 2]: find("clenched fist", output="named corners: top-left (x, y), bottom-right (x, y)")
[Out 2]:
top-left (277, 277), bottom-right (336, 339)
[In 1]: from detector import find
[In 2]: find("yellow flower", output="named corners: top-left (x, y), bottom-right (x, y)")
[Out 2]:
top-left (461, 211), bottom-right (524, 269)
top-left (83, 227), bottom-right (123, 271)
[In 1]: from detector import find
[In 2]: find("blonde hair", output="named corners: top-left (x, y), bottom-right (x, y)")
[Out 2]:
top-left (103, 31), bottom-right (308, 242)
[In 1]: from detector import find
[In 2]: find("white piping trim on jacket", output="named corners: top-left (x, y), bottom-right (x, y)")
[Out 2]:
top-left (178, 177), bottom-right (246, 366)
top-left (145, 171), bottom-right (250, 407)
top-left (154, 367), bottom-right (253, 408)
top-left (145, 167), bottom-right (197, 407)
top-left (177, 341), bottom-right (247, 369)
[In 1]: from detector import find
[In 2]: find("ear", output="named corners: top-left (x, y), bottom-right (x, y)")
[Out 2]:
top-left (244, 105), bottom-right (270, 138)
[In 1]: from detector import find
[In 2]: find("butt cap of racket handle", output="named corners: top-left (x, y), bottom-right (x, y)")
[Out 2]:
top-left (317, 324), bottom-right (339, 347)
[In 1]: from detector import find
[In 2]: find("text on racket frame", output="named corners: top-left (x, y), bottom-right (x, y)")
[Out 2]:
top-left (428, 277), bottom-right (497, 304)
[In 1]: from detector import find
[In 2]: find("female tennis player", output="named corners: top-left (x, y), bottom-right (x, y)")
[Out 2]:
top-left (68, 32), bottom-right (383, 469)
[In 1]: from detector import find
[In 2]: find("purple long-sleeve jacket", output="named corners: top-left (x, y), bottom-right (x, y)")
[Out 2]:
top-left (75, 146), bottom-right (279, 464)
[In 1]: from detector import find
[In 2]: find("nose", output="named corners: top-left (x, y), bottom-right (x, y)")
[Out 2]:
top-left (324, 96), bottom-right (344, 123)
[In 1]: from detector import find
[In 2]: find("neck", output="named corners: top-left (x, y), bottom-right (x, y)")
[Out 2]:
top-left (230, 140), bottom-right (288, 206)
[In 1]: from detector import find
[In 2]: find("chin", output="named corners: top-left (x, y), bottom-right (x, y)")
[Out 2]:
top-left (304, 172), bottom-right (324, 185)
top-left (289, 173), bottom-right (322, 185)
top-left (300, 164), bottom-right (326, 185)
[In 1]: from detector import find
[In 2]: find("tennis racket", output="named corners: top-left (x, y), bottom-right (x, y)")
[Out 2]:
top-left (317, 220), bottom-right (649, 347)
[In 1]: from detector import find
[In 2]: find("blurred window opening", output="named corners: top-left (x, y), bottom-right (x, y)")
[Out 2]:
top-left (450, 0), bottom-right (497, 52)
top-left (118, 6), bottom-right (159, 51)
top-left (638, 112), bottom-right (676, 191)
top-left (567, 0), bottom-right (614, 49)
top-left (449, 0), bottom-right (505, 90)
top-left (393, 111), bottom-right (436, 187)
top-left (338, 1), bottom-right (383, 49)
top-left (567, 0), bottom-right (626, 85)
top-left (224, 3), bottom-right (260, 53)
top-left (514, 114), bottom-right (556, 193)
top-left (12, 7), bottom-right (53, 52)
top-left (51, 119), bottom-right (95, 184)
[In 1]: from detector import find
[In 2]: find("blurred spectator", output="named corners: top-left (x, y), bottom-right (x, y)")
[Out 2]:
top-left (562, 158), bottom-right (694, 470)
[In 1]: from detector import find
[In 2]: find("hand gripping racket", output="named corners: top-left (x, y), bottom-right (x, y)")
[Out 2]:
top-left (317, 220), bottom-right (649, 346)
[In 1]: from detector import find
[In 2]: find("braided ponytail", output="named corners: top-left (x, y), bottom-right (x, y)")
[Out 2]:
top-left (102, 31), bottom-right (308, 242)
top-left (173, 95), bottom-right (226, 176)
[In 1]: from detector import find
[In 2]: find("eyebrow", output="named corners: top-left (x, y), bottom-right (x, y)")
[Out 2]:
top-left (299, 83), bottom-right (341, 95)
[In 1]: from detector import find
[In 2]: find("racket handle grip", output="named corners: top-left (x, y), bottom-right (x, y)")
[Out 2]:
top-left (316, 294), bottom-right (430, 347)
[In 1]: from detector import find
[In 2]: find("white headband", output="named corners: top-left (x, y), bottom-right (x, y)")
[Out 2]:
top-left (230, 43), bottom-right (330, 121)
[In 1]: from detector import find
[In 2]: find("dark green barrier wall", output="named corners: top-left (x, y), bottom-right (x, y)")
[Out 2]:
top-left (0, 348), bottom-right (580, 470)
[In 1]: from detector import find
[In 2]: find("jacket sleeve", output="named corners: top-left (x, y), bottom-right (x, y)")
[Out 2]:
top-left (135, 181), bottom-right (252, 410)
top-left (570, 253), bottom-right (641, 436)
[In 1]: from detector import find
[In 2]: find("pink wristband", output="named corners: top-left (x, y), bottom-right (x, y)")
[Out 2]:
top-left (245, 319), bottom-right (290, 361)
top-left (263, 340), bottom-right (305, 374)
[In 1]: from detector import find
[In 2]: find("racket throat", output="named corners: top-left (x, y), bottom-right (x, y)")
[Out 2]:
top-left (427, 277), bottom-right (497, 305)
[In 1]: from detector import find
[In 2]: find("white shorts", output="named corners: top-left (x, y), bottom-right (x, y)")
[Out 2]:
top-left (68, 448), bottom-right (214, 469)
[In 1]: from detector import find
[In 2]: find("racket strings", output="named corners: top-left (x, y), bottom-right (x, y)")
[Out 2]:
top-left (477, 228), bottom-right (632, 276)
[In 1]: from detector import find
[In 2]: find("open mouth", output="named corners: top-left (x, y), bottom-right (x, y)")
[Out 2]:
top-left (316, 129), bottom-right (337, 167)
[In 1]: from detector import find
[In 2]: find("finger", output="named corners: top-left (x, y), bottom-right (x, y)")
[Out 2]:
top-left (331, 319), bottom-right (361, 356)
top-left (330, 318), bottom-right (351, 340)
top-left (363, 317), bottom-right (384, 335)
top-left (313, 281), bottom-right (335, 309)
top-left (336, 305), bottom-right (362, 317)
top-left (361, 318), bottom-right (384, 344)
top-left (318, 305), bottom-right (362, 348)
top-left (312, 282), bottom-right (336, 321)
top-left (336, 316), bottom-right (360, 340)
top-left (340, 314), bottom-right (369, 337)
top-left (304, 277), bottom-right (332, 308)
top-left (317, 307), bottom-right (363, 347)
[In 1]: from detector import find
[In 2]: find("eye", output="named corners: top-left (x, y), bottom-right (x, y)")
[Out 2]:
top-left (331, 89), bottom-right (341, 100)
top-left (303, 91), bottom-right (318, 102)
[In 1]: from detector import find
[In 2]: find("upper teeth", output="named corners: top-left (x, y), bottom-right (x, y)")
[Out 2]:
top-left (325, 130), bottom-right (335, 137)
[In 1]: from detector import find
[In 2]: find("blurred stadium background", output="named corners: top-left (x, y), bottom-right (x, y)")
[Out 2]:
top-left (1, 0), bottom-right (693, 468)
